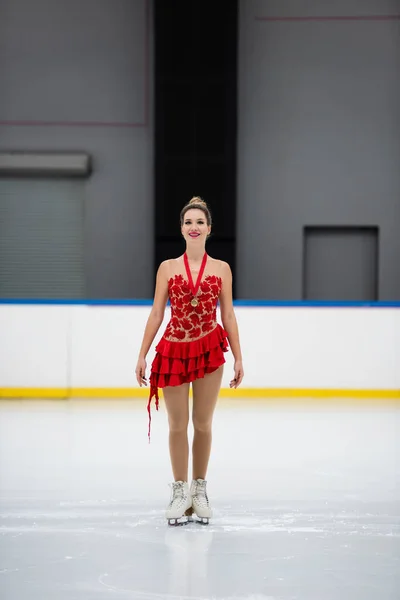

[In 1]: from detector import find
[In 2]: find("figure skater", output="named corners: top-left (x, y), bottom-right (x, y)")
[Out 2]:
top-left (135, 197), bottom-right (243, 524)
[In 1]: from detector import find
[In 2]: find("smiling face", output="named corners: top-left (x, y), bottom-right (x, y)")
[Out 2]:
top-left (181, 208), bottom-right (211, 244)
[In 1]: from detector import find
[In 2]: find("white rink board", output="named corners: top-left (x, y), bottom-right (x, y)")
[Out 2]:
top-left (0, 304), bottom-right (398, 390)
top-left (0, 305), bottom-right (69, 387)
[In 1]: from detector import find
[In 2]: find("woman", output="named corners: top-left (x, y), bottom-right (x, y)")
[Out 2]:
top-left (135, 197), bottom-right (243, 525)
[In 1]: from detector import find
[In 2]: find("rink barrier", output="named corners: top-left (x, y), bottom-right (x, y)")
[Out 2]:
top-left (1, 299), bottom-right (399, 399)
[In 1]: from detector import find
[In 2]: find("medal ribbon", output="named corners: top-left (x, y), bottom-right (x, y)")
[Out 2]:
top-left (184, 252), bottom-right (208, 299)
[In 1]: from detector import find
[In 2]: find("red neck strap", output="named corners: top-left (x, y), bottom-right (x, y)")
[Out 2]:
top-left (184, 252), bottom-right (208, 296)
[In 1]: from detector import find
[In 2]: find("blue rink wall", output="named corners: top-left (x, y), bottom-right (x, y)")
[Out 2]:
top-left (0, 300), bottom-right (399, 399)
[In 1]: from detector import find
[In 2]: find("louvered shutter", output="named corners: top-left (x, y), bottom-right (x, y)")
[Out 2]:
top-left (0, 179), bottom-right (85, 298)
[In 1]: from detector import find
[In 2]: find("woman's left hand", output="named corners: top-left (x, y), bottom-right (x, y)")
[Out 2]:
top-left (230, 360), bottom-right (244, 388)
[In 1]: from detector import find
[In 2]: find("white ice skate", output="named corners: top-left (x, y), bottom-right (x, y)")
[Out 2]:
top-left (166, 481), bottom-right (193, 526)
top-left (190, 478), bottom-right (212, 524)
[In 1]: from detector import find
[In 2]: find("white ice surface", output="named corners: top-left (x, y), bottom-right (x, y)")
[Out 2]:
top-left (0, 399), bottom-right (399, 600)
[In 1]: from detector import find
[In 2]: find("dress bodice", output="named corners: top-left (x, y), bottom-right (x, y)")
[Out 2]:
top-left (164, 273), bottom-right (222, 342)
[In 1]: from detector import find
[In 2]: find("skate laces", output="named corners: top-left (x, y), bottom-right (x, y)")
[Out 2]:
top-left (169, 481), bottom-right (187, 508)
top-left (192, 479), bottom-right (209, 508)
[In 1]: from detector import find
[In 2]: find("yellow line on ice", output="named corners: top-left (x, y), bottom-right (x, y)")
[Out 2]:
top-left (0, 388), bottom-right (399, 399)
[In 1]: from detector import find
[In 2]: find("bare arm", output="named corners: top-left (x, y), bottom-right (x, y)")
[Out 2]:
top-left (135, 261), bottom-right (169, 385)
top-left (219, 262), bottom-right (244, 387)
top-left (138, 261), bottom-right (169, 359)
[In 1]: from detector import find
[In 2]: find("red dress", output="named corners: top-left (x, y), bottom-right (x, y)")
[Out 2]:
top-left (147, 272), bottom-right (229, 439)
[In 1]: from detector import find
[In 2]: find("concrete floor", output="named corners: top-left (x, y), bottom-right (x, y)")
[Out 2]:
top-left (0, 398), bottom-right (399, 600)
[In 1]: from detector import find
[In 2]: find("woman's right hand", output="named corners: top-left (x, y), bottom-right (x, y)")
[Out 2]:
top-left (135, 357), bottom-right (147, 387)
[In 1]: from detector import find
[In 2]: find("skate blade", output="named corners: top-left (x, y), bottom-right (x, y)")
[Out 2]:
top-left (167, 516), bottom-right (190, 527)
top-left (194, 516), bottom-right (210, 525)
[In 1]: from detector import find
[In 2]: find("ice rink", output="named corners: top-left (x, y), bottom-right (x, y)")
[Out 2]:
top-left (0, 398), bottom-right (399, 600)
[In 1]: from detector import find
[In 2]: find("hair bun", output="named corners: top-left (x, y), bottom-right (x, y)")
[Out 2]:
top-left (189, 196), bottom-right (207, 206)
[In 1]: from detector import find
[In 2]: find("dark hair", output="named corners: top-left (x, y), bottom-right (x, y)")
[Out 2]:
top-left (180, 196), bottom-right (212, 227)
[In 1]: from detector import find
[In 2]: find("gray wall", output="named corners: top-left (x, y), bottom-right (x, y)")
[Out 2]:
top-left (0, 0), bottom-right (153, 298)
top-left (237, 0), bottom-right (400, 300)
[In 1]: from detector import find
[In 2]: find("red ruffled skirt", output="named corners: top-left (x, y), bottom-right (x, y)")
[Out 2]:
top-left (147, 323), bottom-right (229, 440)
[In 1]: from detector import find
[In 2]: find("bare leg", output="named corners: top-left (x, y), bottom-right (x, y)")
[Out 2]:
top-left (192, 366), bottom-right (224, 480)
top-left (163, 383), bottom-right (190, 482)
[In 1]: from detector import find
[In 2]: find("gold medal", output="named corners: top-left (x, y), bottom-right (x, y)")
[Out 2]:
top-left (191, 298), bottom-right (199, 307)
